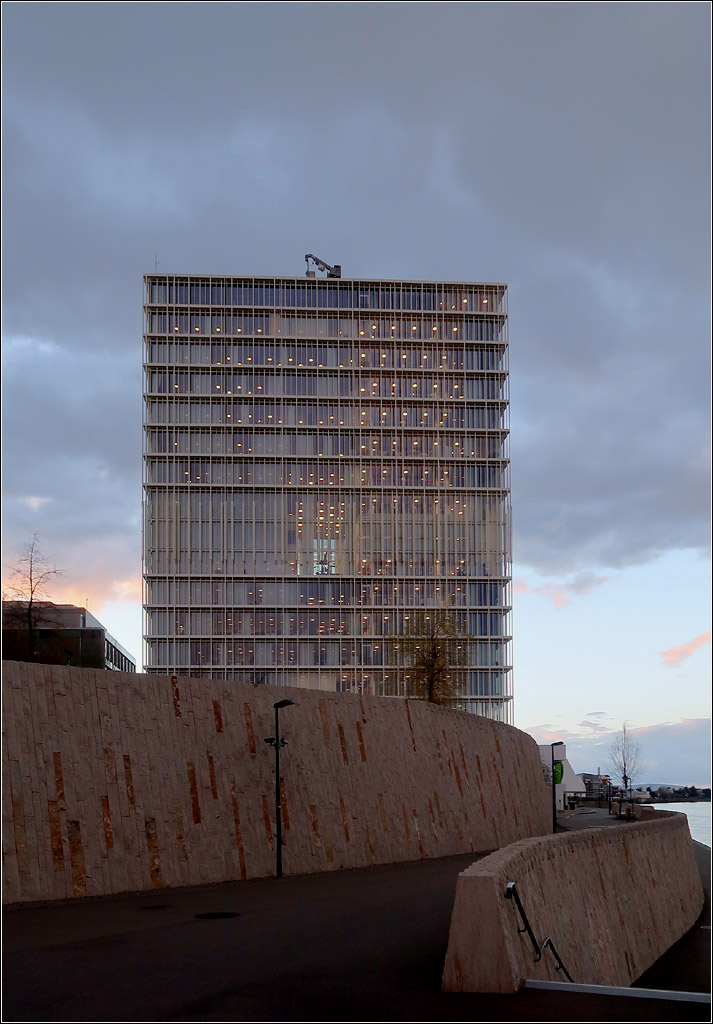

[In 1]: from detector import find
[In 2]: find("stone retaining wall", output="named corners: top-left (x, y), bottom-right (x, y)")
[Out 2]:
top-left (442, 811), bottom-right (704, 991)
top-left (2, 661), bottom-right (550, 903)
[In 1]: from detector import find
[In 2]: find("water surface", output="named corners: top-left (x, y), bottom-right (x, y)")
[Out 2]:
top-left (649, 801), bottom-right (711, 847)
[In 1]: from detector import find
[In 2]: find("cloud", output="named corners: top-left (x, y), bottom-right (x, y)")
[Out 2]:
top-left (579, 720), bottom-right (610, 733)
top-left (568, 572), bottom-right (609, 595)
top-left (113, 578), bottom-right (142, 602)
top-left (526, 725), bottom-right (582, 746)
top-left (513, 579), bottom-right (571, 609)
top-left (526, 718), bottom-right (711, 787)
top-left (524, 725), bottom-right (566, 744)
top-left (21, 496), bottom-right (51, 511)
top-left (513, 572), bottom-right (609, 609)
top-left (4, 533), bottom-right (140, 617)
top-left (586, 712), bottom-right (607, 717)
top-left (1, 3), bottom-right (709, 664)
top-left (660, 632), bottom-right (711, 668)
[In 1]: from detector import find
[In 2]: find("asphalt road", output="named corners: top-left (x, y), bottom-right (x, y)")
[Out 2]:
top-left (3, 842), bottom-right (710, 1022)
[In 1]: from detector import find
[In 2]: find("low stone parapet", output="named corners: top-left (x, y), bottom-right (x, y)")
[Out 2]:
top-left (634, 804), bottom-right (663, 821)
top-left (442, 811), bottom-right (704, 992)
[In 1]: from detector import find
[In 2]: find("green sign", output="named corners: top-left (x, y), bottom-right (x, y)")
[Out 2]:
top-left (554, 760), bottom-right (564, 784)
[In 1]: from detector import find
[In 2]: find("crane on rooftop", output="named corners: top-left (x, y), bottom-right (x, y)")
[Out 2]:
top-left (305, 254), bottom-right (341, 278)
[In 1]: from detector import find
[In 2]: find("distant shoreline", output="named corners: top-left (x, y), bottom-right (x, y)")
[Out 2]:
top-left (643, 798), bottom-right (711, 804)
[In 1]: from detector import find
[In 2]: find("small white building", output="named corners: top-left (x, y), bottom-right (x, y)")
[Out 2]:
top-left (538, 744), bottom-right (586, 810)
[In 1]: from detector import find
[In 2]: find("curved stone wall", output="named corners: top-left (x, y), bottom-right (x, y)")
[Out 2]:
top-left (2, 662), bottom-right (550, 903)
top-left (442, 811), bottom-right (704, 991)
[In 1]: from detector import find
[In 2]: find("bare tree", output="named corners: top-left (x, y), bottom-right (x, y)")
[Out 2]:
top-left (608, 724), bottom-right (645, 810)
top-left (3, 534), bottom-right (63, 662)
top-left (395, 608), bottom-right (469, 707)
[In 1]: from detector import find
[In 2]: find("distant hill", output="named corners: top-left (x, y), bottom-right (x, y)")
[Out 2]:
top-left (642, 783), bottom-right (710, 791)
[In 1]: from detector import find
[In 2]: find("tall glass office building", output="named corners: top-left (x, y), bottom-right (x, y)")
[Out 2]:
top-left (143, 273), bottom-right (512, 721)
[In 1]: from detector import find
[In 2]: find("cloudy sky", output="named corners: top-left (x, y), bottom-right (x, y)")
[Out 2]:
top-left (3, 2), bottom-right (710, 784)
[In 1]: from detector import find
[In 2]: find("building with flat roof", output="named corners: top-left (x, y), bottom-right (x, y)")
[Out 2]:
top-left (2, 602), bottom-right (135, 672)
top-left (538, 745), bottom-right (587, 810)
top-left (143, 268), bottom-right (512, 720)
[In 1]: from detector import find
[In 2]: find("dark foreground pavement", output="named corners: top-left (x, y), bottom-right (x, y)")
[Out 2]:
top-left (3, 822), bottom-right (710, 1023)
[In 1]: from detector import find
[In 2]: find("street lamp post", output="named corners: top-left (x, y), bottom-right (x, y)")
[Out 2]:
top-left (264, 699), bottom-right (296, 878)
top-left (551, 741), bottom-right (564, 834)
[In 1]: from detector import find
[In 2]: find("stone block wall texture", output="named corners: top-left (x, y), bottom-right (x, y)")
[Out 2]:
top-left (442, 811), bottom-right (704, 992)
top-left (2, 661), bottom-right (550, 903)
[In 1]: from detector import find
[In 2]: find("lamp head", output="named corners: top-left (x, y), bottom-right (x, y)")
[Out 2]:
top-left (274, 699), bottom-right (296, 709)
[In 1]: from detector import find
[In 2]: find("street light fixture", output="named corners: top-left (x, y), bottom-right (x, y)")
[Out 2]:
top-left (550, 741), bottom-right (564, 834)
top-left (264, 699), bottom-right (296, 878)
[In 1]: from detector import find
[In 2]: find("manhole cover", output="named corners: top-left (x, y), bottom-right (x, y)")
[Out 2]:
top-left (195, 911), bottom-right (239, 920)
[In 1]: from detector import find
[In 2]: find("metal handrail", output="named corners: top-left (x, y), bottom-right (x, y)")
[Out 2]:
top-left (504, 882), bottom-right (573, 982)
top-left (541, 936), bottom-right (574, 983)
top-left (504, 881), bottom-right (542, 962)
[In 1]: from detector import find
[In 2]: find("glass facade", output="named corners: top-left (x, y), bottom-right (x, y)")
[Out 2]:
top-left (143, 275), bottom-right (512, 720)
